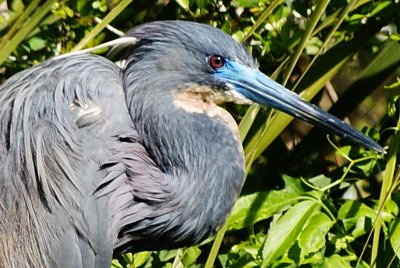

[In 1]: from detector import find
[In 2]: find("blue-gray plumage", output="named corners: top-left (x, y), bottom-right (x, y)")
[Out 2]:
top-left (0, 21), bottom-right (383, 268)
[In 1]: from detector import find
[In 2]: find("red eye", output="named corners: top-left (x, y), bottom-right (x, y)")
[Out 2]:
top-left (209, 55), bottom-right (225, 69)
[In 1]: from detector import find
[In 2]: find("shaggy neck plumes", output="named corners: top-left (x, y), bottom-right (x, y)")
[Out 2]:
top-left (113, 61), bottom-right (246, 251)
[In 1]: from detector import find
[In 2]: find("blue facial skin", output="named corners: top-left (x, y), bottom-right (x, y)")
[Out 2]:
top-left (212, 59), bottom-right (384, 153)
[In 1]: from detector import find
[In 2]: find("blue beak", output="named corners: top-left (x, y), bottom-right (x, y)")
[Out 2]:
top-left (215, 60), bottom-right (384, 153)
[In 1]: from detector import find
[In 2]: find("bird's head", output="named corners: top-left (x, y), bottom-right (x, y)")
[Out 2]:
top-left (122, 20), bottom-right (383, 153)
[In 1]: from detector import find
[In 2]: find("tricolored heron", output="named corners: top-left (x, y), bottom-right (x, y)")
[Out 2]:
top-left (0, 21), bottom-right (383, 267)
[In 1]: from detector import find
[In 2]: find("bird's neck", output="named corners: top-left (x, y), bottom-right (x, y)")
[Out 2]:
top-left (117, 67), bottom-right (245, 251)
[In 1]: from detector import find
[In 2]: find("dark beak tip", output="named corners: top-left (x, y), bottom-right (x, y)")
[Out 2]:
top-left (376, 146), bottom-right (386, 155)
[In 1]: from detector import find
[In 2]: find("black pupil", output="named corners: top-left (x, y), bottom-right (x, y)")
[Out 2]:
top-left (211, 56), bottom-right (223, 68)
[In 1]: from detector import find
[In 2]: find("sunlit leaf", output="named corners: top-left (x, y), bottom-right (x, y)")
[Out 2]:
top-left (352, 217), bottom-right (373, 238)
top-left (261, 200), bottom-right (319, 267)
top-left (322, 254), bottom-right (352, 268)
top-left (27, 36), bottom-right (46, 51)
top-left (307, 174), bottom-right (332, 189)
top-left (182, 247), bottom-right (202, 266)
top-left (158, 249), bottom-right (178, 262)
top-left (282, 175), bottom-right (306, 195)
top-left (228, 190), bottom-right (301, 231)
top-left (122, 252), bottom-right (134, 265)
top-left (175, 0), bottom-right (189, 10)
top-left (231, 0), bottom-right (259, 8)
top-left (369, 1), bottom-right (392, 17)
top-left (298, 212), bottom-right (334, 256)
top-left (338, 200), bottom-right (377, 220)
top-left (134, 251), bottom-right (151, 267)
top-left (390, 220), bottom-right (400, 260)
top-left (111, 259), bottom-right (124, 268)
top-left (9, 0), bottom-right (25, 13)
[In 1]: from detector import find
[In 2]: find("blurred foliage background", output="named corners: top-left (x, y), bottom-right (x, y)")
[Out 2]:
top-left (1, 0), bottom-right (400, 267)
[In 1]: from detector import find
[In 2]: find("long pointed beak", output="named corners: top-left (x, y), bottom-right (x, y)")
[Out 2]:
top-left (216, 61), bottom-right (384, 153)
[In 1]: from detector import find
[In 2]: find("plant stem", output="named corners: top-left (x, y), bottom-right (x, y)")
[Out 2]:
top-left (0, 0), bottom-right (57, 65)
top-left (204, 223), bottom-right (227, 268)
top-left (71, 0), bottom-right (133, 52)
top-left (370, 116), bottom-right (400, 267)
top-left (242, 0), bottom-right (284, 42)
top-left (282, 0), bottom-right (330, 86)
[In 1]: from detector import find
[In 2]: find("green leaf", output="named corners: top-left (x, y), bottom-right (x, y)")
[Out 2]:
top-left (351, 217), bottom-right (373, 239)
top-left (337, 200), bottom-right (377, 220)
top-left (305, 37), bottom-right (323, 55)
top-left (218, 254), bottom-right (227, 268)
top-left (92, 0), bottom-right (107, 12)
top-left (307, 175), bottom-right (332, 189)
top-left (389, 34), bottom-right (400, 41)
top-left (298, 212), bottom-right (334, 256)
top-left (390, 220), bottom-right (400, 260)
top-left (321, 254), bottom-right (352, 268)
top-left (27, 36), bottom-right (46, 51)
top-left (369, 1), bottom-right (392, 17)
top-left (9, 0), bottom-right (25, 12)
top-left (182, 247), bottom-right (202, 266)
top-left (228, 190), bottom-right (300, 231)
top-left (134, 251), bottom-right (151, 267)
top-left (157, 249), bottom-right (178, 262)
top-left (122, 252), bottom-right (134, 265)
top-left (111, 259), bottom-right (124, 268)
top-left (386, 199), bottom-right (399, 217)
top-left (338, 201), bottom-right (378, 238)
top-left (282, 175), bottom-right (305, 194)
top-left (231, 0), bottom-right (259, 8)
top-left (261, 200), bottom-right (319, 267)
top-left (175, 0), bottom-right (189, 10)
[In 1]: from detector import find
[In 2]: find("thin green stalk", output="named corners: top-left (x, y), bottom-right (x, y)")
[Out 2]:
top-left (282, 0), bottom-right (330, 86)
top-left (239, 105), bottom-right (260, 142)
top-left (0, 0), bottom-right (57, 65)
top-left (71, 0), bottom-right (133, 52)
top-left (242, 0), bottom-right (284, 42)
top-left (292, 0), bottom-right (359, 91)
top-left (370, 116), bottom-right (400, 267)
top-left (238, 0), bottom-right (284, 141)
top-left (302, 136), bottom-right (380, 192)
top-left (0, 0), bottom-right (41, 47)
top-left (356, 191), bottom-right (390, 268)
top-left (204, 223), bottom-right (227, 268)
top-left (313, 0), bottom-right (372, 35)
